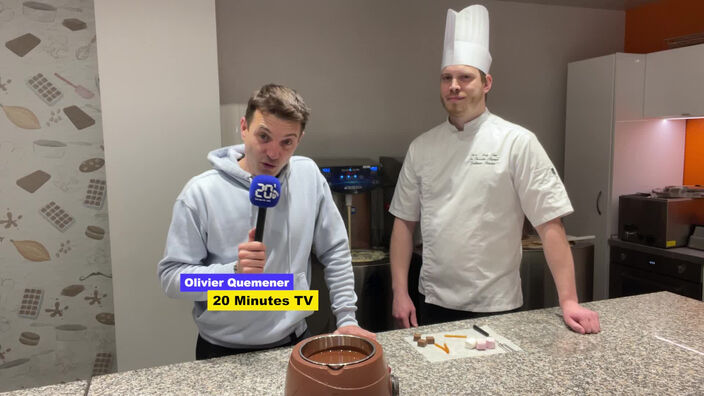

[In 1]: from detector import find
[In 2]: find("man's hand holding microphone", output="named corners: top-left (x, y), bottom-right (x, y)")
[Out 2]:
top-left (236, 175), bottom-right (280, 274)
top-left (236, 228), bottom-right (266, 274)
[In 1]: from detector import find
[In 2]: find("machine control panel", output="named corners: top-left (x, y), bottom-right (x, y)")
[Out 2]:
top-left (316, 158), bottom-right (381, 193)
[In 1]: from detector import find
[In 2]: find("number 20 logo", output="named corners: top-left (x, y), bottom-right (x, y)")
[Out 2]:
top-left (255, 183), bottom-right (279, 200)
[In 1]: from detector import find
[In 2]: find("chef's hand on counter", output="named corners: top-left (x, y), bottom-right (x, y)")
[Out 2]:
top-left (536, 218), bottom-right (600, 335)
top-left (335, 325), bottom-right (377, 340)
top-left (392, 292), bottom-right (418, 328)
top-left (236, 228), bottom-right (266, 274)
top-left (561, 300), bottom-right (600, 334)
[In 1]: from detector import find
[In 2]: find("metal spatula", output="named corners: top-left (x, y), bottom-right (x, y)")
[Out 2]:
top-left (54, 72), bottom-right (94, 99)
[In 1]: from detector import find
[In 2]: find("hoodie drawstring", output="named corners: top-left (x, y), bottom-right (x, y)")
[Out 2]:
top-left (285, 174), bottom-right (293, 276)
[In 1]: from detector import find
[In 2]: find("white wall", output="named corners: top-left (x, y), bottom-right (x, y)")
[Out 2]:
top-left (220, 103), bottom-right (247, 147)
top-left (95, 0), bottom-right (221, 371)
top-left (216, 0), bottom-right (625, 173)
top-left (611, 119), bottom-right (686, 234)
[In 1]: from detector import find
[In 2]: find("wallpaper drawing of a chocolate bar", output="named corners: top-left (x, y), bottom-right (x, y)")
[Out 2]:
top-left (0, 0), bottom-right (116, 391)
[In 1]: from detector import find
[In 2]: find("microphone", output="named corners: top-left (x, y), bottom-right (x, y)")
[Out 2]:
top-left (249, 175), bottom-right (281, 242)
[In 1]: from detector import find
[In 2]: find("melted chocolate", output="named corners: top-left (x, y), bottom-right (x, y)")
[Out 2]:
top-left (307, 347), bottom-right (368, 364)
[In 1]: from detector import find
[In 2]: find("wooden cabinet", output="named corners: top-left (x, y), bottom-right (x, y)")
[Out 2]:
top-left (564, 53), bottom-right (686, 300)
top-left (644, 43), bottom-right (704, 118)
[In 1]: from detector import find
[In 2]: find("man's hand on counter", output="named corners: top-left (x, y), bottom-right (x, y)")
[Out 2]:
top-left (334, 325), bottom-right (377, 340)
top-left (392, 292), bottom-right (418, 328)
top-left (561, 300), bottom-right (601, 334)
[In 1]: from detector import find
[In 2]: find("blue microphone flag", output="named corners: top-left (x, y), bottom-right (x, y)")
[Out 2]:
top-left (249, 175), bottom-right (281, 208)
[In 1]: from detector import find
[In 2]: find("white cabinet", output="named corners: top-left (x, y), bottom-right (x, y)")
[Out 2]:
top-left (564, 53), bottom-right (686, 301)
top-left (644, 43), bottom-right (704, 118)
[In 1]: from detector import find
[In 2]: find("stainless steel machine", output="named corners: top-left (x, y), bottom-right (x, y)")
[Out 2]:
top-left (619, 188), bottom-right (704, 249)
top-left (307, 158), bottom-right (395, 333)
top-left (317, 158), bottom-right (382, 249)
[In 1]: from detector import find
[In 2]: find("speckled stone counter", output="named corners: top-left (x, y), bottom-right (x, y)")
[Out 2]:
top-left (13, 292), bottom-right (704, 395)
top-left (2, 380), bottom-right (87, 395)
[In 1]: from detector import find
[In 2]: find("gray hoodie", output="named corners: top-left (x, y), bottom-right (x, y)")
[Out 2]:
top-left (158, 145), bottom-right (357, 348)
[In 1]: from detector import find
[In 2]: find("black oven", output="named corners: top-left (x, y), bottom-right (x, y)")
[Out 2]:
top-left (610, 245), bottom-right (702, 300)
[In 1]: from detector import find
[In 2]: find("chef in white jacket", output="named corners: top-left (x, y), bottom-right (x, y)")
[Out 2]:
top-left (390, 4), bottom-right (600, 334)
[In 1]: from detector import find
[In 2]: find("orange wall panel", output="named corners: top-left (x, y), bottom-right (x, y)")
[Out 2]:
top-left (625, 0), bottom-right (704, 53)
top-left (683, 119), bottom-right (704, 186)
top-left (626, 0), bottom-right (704, 185)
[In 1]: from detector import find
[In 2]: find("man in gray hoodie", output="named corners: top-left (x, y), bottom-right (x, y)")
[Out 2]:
top-left (159, 84), bottom-right (374, 359)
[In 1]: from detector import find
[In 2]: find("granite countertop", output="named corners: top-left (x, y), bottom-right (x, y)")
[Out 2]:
top-left (14, 292), bottom-right (704, 395)
top-left (610, 237), bottom-right (704, 265)
top-left (3, 380), bottom-right (88, 395)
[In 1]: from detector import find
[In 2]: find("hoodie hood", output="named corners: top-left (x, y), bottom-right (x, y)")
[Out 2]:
top-left (207, 145), bottom-right (250, 183)
top-left (207, 144), bottom-right (291, 185)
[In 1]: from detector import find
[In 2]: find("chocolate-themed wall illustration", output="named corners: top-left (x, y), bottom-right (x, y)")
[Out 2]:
top-left (0, 0), bottom-right (115, 391)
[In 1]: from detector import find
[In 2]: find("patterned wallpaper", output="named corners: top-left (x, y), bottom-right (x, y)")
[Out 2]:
top-left (0, 0), bottom-right (115, 391)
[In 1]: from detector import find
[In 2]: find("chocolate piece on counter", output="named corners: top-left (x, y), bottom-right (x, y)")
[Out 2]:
top-left (62, 18), bottom-right (86, 31)
top-left (413, 333), bottom-right (421, 341)
top-left (61, 284), bottom-right (85, 297)
top-left (417, 339), bottom-right (427, 347)
top-left (425, 336), bottom-right (435, 344)
top-left (19, 331), bottom-right (40, 346)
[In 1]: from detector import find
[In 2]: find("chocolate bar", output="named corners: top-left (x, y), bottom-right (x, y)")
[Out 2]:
top-left (83, 179), bottom-right (106, 210)
top-left (16, 170), bottom-right (51, 193)
top-left (5, 33), bottom-right (40, 57)
top-left (18, 288), bottom-right (44, 319)
top-left (63, 105), bottom-right (95, 130)
top-left (39, 201), bottom-right (75, 232)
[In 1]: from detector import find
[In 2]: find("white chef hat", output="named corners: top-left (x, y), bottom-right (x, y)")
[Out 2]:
top-left (441, 4), bottom-right (492, 74)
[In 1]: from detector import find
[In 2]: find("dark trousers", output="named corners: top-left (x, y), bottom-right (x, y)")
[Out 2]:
top-left (418, 296), bottom-right (521, 326)
top-left (196, 329), bottom-right (311, 360)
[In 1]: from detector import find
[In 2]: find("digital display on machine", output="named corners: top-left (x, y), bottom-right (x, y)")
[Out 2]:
top-left (318, 161), bottom-right (381, 193)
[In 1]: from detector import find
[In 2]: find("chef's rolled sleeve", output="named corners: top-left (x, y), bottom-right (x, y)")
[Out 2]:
top-left (389, 148), bottom-right (422, 222)
top-left (512, 134), bottom-right (574, 227)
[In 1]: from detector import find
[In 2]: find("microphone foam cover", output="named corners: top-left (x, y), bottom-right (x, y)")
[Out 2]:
top-left (249, 175), bottom-right (281, 208)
